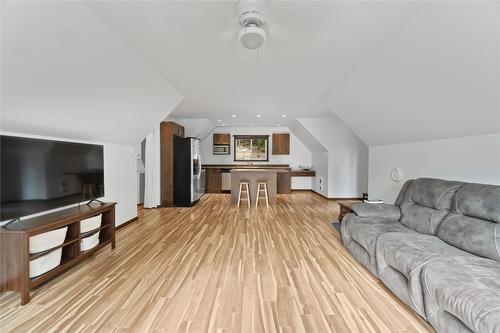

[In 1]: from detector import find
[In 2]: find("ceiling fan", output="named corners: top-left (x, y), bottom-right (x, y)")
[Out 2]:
top-left (217, 0), bottom-right (271, 50)
top-left (238, 5), bottom-right (267, 49)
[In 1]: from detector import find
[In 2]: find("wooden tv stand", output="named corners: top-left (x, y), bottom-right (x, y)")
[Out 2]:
top-left (0, 202), bottom-right (116, 305)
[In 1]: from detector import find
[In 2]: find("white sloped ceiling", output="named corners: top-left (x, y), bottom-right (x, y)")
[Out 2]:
top-left (1, 1), bottom-right (183, 145)
top-left (84, 0), bottom-right (421, 128)
top-left (324, 1), bottom-right (500, 146)
top-left (3, 1), bottom-right (496, 148)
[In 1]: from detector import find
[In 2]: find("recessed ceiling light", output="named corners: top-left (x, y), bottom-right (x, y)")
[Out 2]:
top-left (282, 114), bottom-right (286, 118)
top-left (232, 114), bottom-right (236, 118)
top-left (277, 124), bottom-right (281, 127)
top-left (218, 119), bottom-right (222, 122)
top-left (221, 124), bottom-right (226, 126)
top-left (256, 114), bottom-right (261, 118)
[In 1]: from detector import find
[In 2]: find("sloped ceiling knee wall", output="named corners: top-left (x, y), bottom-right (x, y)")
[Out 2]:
top-left (295, 117), bottom-right (368, 198)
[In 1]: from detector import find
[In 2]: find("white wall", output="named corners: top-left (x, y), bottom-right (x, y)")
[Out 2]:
top-left (103, 144), bottom-right (137, 226)
top-left (290, 132), bottom-right (313, 190)
top-left (298, 117), bottom-right (369, 198)
top-left (0, 132), bottom-right (137, 226)
top-left (369, 133), bottom-right (500, 203)
top-left (287, 120), bottom-right (328, 195)
top-left (311, 151), bottom-right (329, 197)
top-left (201, 126), bottom-right (313, 190)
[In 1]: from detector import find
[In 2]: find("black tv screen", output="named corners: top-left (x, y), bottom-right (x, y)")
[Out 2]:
top-left (1, 135), bottom-right (104, 221)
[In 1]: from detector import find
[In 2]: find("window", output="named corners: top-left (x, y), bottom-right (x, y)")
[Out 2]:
top-left (234, 135), bottom-right (269, 161)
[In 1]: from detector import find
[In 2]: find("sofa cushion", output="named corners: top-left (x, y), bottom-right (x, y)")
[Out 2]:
top-left (343, 215), bottom-right (412, 256)
top-left (399, 178), bottom-right (464, 235)
top-left (437, 183), bottom-right (500, 261)
top-left (350, 203), bottom-right (401, 220)
top-left (376, 232), bottom-right (473, 317)
top-left (341, 214), bottom-right (413, 275)
top-left (422, 256), bottom-right (500, 333)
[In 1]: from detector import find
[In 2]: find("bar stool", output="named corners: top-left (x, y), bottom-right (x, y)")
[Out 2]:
top-left (256, 181), bottom-right (269, 207)
top-left (82, 184), bottom-right (95, 201)
top-left (237, 181), bottom-right (251, 208)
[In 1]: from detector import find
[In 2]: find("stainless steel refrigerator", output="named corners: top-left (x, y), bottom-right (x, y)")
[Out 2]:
top-left (173, 136), bottom-right (204, 206)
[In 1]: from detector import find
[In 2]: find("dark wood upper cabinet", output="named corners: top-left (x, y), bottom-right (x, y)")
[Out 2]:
top-left (272, 133), bottom-right (290, 155)
top-left (160, 121), bottom-right (185, 207)
top-left (213, 133), bottom-right (230, 145)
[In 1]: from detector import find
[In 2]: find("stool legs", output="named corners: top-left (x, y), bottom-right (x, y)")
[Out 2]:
top-left (256, 183), bottom-right (269, 208)
top-left (264, 183), bottom-right (269, 207)
top-left (256, 183), bottom-right (260, 207)
top-left (237, 183), bottom-right (242, 207)
top-left (82, 184), bottom-right (95, 201)
top-left (237, 182), bottom-right (250, 208)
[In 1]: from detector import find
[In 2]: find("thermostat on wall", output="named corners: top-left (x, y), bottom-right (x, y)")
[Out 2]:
top-left (391, 168), bottom-right (404, 182)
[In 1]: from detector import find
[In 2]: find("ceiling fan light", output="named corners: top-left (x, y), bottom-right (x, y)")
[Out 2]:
top-left (239, 26), bottom-right (267, 50)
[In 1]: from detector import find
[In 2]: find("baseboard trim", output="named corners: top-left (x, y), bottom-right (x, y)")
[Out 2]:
top-left (312, 190), bottom-right (329, 199)
top-left (116, 216), bottom-right (138, 230)
top-left (331, 197), bottom-right (364, 201)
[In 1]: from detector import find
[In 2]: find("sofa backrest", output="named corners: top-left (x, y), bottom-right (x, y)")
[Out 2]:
top-left (436, 183), bottom-right (500, 261)
top-left (394, 179), bottom-right (414, 206)
top-left (399, 178), bottom-right (464, 235)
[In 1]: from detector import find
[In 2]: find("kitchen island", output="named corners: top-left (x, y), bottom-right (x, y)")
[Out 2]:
top-left (230, 168), bottom-right (289, 205)
top-left (202, 164), bottom-right (292, 194)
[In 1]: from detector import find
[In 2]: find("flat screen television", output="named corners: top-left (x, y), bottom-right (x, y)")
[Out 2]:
top-left (1, 135), bottom-right (104, 221)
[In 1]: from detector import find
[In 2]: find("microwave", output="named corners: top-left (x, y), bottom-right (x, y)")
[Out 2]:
top-left (213, 145), bottom-right (230, 155)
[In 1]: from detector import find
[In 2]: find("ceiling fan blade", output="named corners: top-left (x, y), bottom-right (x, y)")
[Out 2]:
top-left (216, 16), bottom-right (240, 43)
top-left (216, 30), bottom-right (236, 43)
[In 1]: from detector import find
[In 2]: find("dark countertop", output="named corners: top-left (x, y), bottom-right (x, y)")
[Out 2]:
top-left (202, 164), bottom-right (290, 169)
top-left (290, 170), bottom-right (316, 177)
top-left (230, 168), bottom-right (290, 173)
top-left (201, 165), bottom-right (315, 177)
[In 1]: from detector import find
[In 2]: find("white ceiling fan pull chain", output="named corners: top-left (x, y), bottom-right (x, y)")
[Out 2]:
top-left (257, 47), bottom-right (260, 70)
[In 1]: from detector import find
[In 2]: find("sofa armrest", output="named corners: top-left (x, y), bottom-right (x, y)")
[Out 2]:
top-left (350, 203), bottom-right (401, 220)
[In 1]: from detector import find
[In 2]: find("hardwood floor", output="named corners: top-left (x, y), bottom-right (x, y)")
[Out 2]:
top-left (0, 193), bottom-right (434, 332)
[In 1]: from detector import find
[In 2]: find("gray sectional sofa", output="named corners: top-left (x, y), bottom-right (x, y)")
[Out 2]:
top-left (341, 178), bottom-right (500, 333)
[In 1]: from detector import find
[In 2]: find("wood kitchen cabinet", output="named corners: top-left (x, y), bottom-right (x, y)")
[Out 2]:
top-left (213, 133), bottom-right (230, 145)
top-left (174, 125), bottom-right (184, 137)
top-left (277, 171), bottom-right (292, 194)
top-left (160, 121), bottom-right (185, 206)
top-left (205, 168), bottom-right (222, 193)
top-left (272, 133), bottom-right (290, 155)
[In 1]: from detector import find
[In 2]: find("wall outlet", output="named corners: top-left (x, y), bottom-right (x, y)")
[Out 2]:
top-left (319, 177), bottom-right (323, 190)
